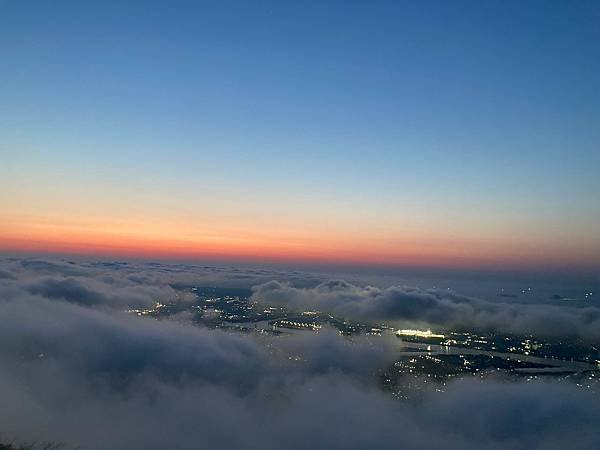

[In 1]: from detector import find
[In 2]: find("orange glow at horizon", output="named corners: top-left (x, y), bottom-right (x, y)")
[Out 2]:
top-left (1, 212), bottom-right (598, 272)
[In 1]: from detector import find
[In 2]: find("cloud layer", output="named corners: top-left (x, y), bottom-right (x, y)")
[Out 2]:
top-left (252, 280), bottom-right (600, 340)
top-left (0, 257), bottom-right (599, 449)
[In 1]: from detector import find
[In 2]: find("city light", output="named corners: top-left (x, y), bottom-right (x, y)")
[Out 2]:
top-left (396, 329), bottom-right (445, 339)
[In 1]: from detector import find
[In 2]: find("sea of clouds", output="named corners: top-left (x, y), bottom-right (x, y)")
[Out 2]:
top-left (0, 257), bottom-right (599, 449)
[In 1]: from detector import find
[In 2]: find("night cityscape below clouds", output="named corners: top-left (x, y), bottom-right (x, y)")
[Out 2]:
top-left (0, 257), bottom-right (598, 449)
top-left (1, 1), bottom-right (599, 449)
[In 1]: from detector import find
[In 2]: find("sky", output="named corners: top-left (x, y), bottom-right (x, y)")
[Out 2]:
top-left (1, 0), bottom-right (599, 274)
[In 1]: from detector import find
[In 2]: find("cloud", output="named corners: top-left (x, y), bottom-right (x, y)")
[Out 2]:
top-left (251, 280), bottom-right (600, 340)
top-left (1, 257), bottom-right (599, 449)
top-left (0, 268), bottom-right (15, 280)
top-left (24, 275), bottom-right (178, 308)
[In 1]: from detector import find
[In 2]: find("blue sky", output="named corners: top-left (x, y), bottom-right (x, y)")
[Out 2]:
top-left (1, 0), bottom-right (599, 272)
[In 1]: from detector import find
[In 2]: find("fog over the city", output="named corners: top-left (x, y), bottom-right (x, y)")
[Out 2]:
top-left (252, 279), bottom-right (600, 341)
top-left (1, 257), bottom-right (599, 449)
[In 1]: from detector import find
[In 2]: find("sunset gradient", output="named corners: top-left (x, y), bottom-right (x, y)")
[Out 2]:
top-left (1, 1), bottom-right (599, 274)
